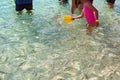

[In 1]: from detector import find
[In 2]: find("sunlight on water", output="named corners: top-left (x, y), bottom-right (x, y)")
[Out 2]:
top-left (0, 0), bottom-right (120, 80)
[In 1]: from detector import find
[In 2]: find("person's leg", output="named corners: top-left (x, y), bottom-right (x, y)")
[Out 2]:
top-left (108, 2), bottom-right (114, 8)
top-left (71, 0), bottom-right (77, 15)
top-left (78, 3), bottom-right (83, 14)
top-left (16, 4), bottom-right (24, 14)
top-left (106, 0), bottom-right (116, 8)
top-left (59, 0), bottom-right (68, 5)
top-left (25, 4), bottom-right (33, 15)
top-left (106, 0), bottom-right (115, 4)
top-left (62, 0), bottom-right (68, 3)
top-left (86, 23), bottom-right (94, 35)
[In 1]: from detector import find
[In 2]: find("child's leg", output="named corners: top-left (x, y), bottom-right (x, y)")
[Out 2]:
top-left (86, 24), bottom-right (94, 35)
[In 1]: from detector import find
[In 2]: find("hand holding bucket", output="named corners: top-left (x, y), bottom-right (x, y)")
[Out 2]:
top-left (62, 15), bottom-right (72, 24)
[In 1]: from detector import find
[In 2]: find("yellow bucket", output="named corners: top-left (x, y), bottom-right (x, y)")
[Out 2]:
top-left (62, 15), bottom-right (72, 24)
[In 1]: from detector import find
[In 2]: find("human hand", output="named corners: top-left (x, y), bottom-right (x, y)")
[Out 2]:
top-left (72, 17), bottom-right (75, 20)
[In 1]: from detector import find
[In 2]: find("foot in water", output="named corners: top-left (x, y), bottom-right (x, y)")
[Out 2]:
top-left (17, 11), bottom-right (22, 15)
top-left (80, 29), bottom-right (92, 35)
top-left (26, 10), bottom-right (33, 15)
top-left (59, 0), bottom-right (68, 4)
top-left (107, 2), bottom-right (114, 8)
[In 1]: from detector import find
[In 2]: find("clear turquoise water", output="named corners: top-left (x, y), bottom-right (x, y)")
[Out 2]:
top-left (0, 0), bottom-right (120, 80)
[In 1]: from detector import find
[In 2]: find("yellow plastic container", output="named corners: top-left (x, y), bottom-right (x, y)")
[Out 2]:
top-left (62, 15), bottom-right (72, 24)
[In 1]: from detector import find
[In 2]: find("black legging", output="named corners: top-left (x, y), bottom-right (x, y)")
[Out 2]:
top-left (106, 0), bottom-right (116, 4)
top-left (59, 0), bottom-right (68, 3)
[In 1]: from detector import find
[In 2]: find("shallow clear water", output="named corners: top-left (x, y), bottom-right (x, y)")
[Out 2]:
top-left (0, 0), bottom-right (120, 80)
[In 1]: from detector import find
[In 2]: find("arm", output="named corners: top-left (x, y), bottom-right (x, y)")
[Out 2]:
top-left (72, 10), bottom-right (84, 20)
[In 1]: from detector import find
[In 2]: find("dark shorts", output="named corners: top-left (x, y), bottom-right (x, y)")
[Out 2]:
top-left (106, 0), bottom-right (116, 4)
top-left (16, 4), bottom-right (33, 11)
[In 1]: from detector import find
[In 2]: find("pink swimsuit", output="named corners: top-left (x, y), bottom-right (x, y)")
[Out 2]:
top-left (83, 2), bottom-right (96, 25)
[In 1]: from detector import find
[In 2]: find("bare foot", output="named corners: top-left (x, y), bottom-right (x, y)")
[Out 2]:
top-left (26, 10), bottom-right (33, 15)
top-left (86, 29), bottom-right (92, 35)
top-left (86, 26), bottom-right (93, 35)
top-left (17, 11), bottom-right (22, 15)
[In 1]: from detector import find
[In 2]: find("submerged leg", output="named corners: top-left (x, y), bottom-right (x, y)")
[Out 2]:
top-left (86, 24), bottom-right (94, 35)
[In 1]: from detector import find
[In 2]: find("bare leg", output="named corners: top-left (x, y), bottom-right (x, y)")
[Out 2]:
top-left (71, 0), bottom-right (76, 15)
top-left (78, 3), bottom-right (83, 14)
top-left (86, 24), bottom-right (93, 35)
